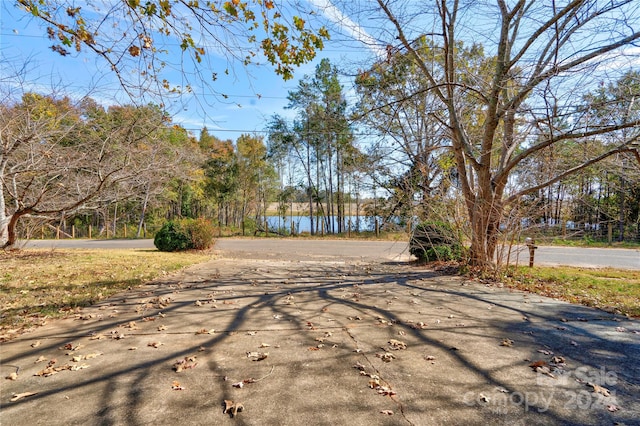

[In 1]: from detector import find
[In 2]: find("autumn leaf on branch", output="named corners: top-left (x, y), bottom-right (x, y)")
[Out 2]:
top-left (17, 0), bottom-right (330, 98)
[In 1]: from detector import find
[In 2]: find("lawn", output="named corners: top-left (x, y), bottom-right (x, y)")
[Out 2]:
top-left (0, 249), bottom-right (213, 340)
top-left (504, 266), bottom-right (640, 317)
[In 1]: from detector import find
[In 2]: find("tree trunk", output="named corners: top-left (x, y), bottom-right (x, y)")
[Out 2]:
top-left (2, 209), bottom-right (32, 249)
top-left (136, 183), bottom-right (151, 238)
top-left (0, 185), bottom-right (8, 247)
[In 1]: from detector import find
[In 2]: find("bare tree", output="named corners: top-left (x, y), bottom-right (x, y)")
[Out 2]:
top-left (347, 0), bottom-right (640, 268)
top-left (0, 91), bottom-right (184, 248)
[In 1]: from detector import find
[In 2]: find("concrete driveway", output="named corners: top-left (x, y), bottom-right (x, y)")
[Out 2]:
top-left (2, 243), bottom-right (639, 425)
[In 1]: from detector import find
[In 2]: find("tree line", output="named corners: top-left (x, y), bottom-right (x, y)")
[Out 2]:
top-left (3, 0), bottom-right (640, 271)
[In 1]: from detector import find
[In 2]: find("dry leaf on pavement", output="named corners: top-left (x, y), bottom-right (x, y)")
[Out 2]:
top-left (171, 380), bottom-right (185, 390)
top-left (388, 339), bottom-right (406, 350)
top-left (246, 351), bottom-right (268, 361)
top-left (224, 400), bottom-right (244, 417)
top-left (11, 391), bottom-right (37, 402)
top-left (588, 382), bottom-right (610, 397)
top-left (173, 356), bottom-right (198, 372)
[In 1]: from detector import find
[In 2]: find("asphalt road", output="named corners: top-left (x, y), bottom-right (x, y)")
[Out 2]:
top-left (18, 238), bottom-right (640, 270)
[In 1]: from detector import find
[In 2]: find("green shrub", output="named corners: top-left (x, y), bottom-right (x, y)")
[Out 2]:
top-left (154, 218), bottom-right (215, 252)
top-left (154, 221), bottom-right (191, 252)
top-left (410, 221), bottom-right (465, 262)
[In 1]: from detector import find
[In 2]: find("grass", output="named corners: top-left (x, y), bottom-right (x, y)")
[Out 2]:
top-left (503, 266), bottom-right (640, 317)
top-left (0, 248), bottom-right (213, 339)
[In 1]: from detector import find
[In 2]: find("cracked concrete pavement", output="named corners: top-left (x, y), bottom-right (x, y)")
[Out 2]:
top-left (1, 240), bottom-right (639, 425)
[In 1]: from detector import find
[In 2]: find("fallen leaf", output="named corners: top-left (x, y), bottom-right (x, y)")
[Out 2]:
top-left (147, 342), bottom-right (163, 348)
top-left (90, 334), bottom-right (106, 340)
top-left (606, 404), bottom-right (620, 412)
top-left (70, 363), bottom-right (90, 371)
top-left (410, 321), bottom-right (427, 329)
top-left (388, 339), bottom-right (406, 350)
top-left (501, 338), bottom-right (514, 347)
top-left (31, 341), bottom-right (41, 348)
top-left (173, 356), bottom-right (198, 372)
top-left (195, 328), bottom-right (215, 335)
top-left (11, 391), bottom-right (37, 402)
top-left (380, 410), bottom-right (394, 415)
top-left (194, 300), bottom-right (203, 306)
top-left (374, 385), bottom-right (396, 396)
top-left (224, 400), bottom-right (244, 417)
top-left (129, 347), bottom-right (138, 351)
top-left (232, 381), bottom-right (244, 388)
top-left (246, 351), bottom-right (268, 361)
top-left (35, 356), bottom-right (47, 363)
top-left (424, 355), bottom-right (436, 361)
top-left (157, 325), bottom-right (167, 331)
top-left (6, 372), bottom-right (18, 381)
top-left (588, 382), bottom-right (610, 397)
top-left (171, 380), bottom-right (185, 390)
top-left (530, 360), bottom-right (548, 368)
top-left (529, 360), bottom-right (555, 377)
top-left (259, 343), bottom-right (271, 348)
top-left (376, 352), bottom-right (396, 362)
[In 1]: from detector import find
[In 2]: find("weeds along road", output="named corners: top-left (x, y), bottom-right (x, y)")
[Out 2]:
top-left (19, 238), bottom-right (640, 270)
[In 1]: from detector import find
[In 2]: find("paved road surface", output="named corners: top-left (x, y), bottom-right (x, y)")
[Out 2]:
top-left (19, 238), bottom-right (639, 269)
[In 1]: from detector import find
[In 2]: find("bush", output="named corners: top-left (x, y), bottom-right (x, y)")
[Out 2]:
top-left (410, 221), bottom-right (465, 262)
top-left (154, 218), bottom-right (215, 252)
top-left (184, 218), bottom-right (216, 250)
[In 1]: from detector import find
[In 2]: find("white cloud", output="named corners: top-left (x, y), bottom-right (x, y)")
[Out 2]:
top-left (307, 0), bottom-right (386, 58)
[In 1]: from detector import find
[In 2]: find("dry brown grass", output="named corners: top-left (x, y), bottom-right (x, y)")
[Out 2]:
top-left (0, 248), bottom-right (212, 339)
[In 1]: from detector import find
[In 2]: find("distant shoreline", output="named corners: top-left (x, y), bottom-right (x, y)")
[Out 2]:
top-left (265, 202), bottom-right (367, 216)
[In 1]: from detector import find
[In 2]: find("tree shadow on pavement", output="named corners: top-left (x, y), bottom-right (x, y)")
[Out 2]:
top-left (1, 258), bottom-right (638, 426)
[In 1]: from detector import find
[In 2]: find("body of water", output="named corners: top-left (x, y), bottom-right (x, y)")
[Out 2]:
top-left (265, 215), bottom-right (376, 234)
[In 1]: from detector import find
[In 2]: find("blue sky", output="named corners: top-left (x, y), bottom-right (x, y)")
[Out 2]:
top-left (0, 1), bottom-right (381, 141)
